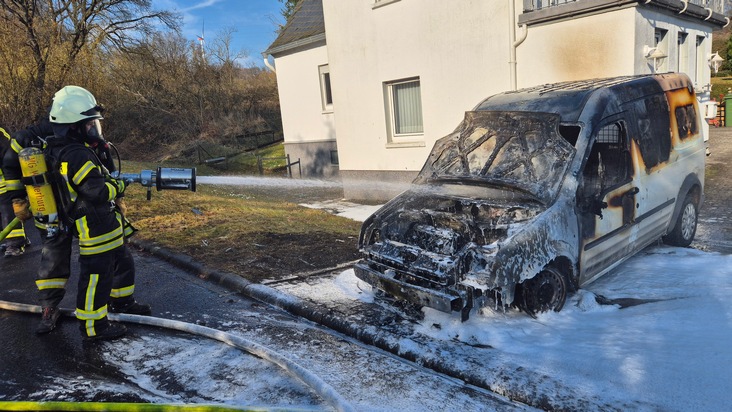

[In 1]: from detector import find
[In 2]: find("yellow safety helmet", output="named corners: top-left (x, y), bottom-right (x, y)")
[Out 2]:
top-left (49, 85), bottom-right (104, 125)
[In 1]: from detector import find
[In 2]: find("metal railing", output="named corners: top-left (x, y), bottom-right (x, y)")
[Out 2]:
top-left (523, 0), bottom-right (724, 14)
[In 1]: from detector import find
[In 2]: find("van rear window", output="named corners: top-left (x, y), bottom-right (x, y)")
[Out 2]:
top-left (675, 104), bottom-right (698, 140)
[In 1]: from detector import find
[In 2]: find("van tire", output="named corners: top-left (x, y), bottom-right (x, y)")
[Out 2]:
top-left (663, 193), bottom-right (698, 247)
top-left (517, 266), bottom-right (568, 317)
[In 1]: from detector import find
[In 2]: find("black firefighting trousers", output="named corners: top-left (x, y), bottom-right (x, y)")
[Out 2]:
top-left (76, 244), bottom-right (136, 337)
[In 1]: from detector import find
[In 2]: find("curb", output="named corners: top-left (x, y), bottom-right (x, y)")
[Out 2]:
top-left (129, 238), bottom-right (609, 411)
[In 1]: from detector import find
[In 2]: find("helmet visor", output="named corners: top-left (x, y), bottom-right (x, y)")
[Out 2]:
top-left (81, 105), bottom-right (104, 119)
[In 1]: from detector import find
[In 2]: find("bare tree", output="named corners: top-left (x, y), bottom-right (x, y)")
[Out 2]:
top-left (0, 0), bottom-right (179, 122)
top-left (209, 27), bottom-right (248, 67)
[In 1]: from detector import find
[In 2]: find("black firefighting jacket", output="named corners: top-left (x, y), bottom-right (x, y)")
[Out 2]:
top-left (45, 138), bottom-right (124, 255)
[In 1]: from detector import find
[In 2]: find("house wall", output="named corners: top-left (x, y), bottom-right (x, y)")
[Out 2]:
top-left (273, 42), bottom-right (340, 178)
top-left (516, 7), bottom-right (638, 87)
top-left (322, 0), bottom-right (513, 175)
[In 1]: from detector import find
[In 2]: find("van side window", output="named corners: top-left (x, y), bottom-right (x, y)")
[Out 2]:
top-left (631, 95), bottom-right (671, 169)
top-left (582, 122), bottom-right (631, 197)
top-left (675, 104), bottom-right (698, 140)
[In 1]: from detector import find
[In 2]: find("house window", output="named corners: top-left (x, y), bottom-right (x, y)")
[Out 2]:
top-left (677, 33), bottom-right (688, 74)
top-left (385, 78), bottom-right (424, 138)
top-left (330, 150), bottom-right (339, 165)
top-left (654, 28), bottom-right (668, 72)
top-left (319, 65), bottom-right (333, 112)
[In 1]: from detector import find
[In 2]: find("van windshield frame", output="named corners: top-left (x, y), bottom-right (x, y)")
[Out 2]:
top-left (416, 111), bottom-right (576, 205)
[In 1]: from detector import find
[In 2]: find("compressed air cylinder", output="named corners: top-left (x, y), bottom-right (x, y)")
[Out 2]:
top-left (18, 147), bottom-right (59, 225)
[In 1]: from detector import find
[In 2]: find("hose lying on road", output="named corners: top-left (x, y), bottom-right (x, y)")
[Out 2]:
top-left (0, 299), bottom-right (355, 412)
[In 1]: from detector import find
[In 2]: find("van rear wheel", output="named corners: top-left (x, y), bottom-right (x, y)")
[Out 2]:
top-left (517, 267), bottom-right (568, 317)
top-left (663, 193), bottom-right (698, 247)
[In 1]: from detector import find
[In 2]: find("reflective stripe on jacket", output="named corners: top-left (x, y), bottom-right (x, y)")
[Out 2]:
top-left (54, 143), bottom-right (123, 256)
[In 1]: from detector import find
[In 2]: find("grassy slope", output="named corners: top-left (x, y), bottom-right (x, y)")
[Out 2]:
top-left (118, 144), bottom-right (362, 281)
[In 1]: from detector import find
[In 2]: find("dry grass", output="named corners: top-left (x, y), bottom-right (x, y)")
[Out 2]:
top-left (120, 171), bottom-right (363, 282)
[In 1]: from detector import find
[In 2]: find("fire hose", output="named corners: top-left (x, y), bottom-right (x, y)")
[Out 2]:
top-left (0, 300), bottom-right (355, 412)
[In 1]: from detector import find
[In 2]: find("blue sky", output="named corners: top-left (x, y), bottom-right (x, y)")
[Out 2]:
top-left (151, 0), bottom-right (286, 67)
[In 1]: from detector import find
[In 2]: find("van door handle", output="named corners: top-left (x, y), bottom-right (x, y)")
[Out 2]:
top-left (623, 187), bottom-right (639, 197)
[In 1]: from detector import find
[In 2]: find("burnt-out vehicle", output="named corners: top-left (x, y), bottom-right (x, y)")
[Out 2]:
top-left (355, 73), bottom-right (705, 320)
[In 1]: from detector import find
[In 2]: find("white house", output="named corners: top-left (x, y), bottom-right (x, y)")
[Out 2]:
top-left (264, 0), bottom-right (728, 201)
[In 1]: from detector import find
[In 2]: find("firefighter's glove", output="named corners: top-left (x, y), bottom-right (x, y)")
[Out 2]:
top-left (112, 178), bottom-right (126, 196)
top-left (115, 198), bottom-right (128, 216)
top-left (12, 198), bottom-right (33, 221)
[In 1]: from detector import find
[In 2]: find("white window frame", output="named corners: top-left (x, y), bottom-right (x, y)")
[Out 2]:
top-left (384, 77), bottom-right (424, 145)
top-left (695, 35), bottom-right (705, 86)
top-left (318, 64), bottom-right (333, 113)
top-left (677, 32), bottom-right (688, 74)
top-left (654, 28), bottom-right (669, 73)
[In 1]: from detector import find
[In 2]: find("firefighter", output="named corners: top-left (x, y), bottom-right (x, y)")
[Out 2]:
top-left (3, 117), bottom-right (72, 333)
top-left (5, 98), bottom-right (150, 334)
top-left (0, 126), bottom-right (28, 256)
top-left (39, 85), bottom-right (150, 340)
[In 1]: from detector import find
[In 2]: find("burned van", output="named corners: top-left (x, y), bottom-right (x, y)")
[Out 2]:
top-left (355, 73), bottom-right (705, 319)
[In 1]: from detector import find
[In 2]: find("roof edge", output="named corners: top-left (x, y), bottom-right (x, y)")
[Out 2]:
top-left (265, 33), bottom-right (327, 56)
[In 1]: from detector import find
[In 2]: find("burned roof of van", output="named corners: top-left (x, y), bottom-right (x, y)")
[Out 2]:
top-left (474, 74), bottom-right (678, 123)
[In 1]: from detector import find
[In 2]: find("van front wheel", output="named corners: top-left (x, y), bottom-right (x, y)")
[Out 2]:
top-left (517, 267), bottom-right (568, 317)
top-left (663, 194), bottom-right (698, 247)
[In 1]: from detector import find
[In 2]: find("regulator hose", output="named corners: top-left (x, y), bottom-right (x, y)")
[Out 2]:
top-left (0, 300), bottom-right (355, 412)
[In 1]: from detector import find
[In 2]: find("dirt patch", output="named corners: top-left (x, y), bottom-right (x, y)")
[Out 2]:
top-left (182, 231), bottom-right (362, 283)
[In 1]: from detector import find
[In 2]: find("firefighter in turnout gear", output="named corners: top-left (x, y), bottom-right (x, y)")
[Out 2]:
top-left (46, 85), bottom-right (150, 340)
top-left (0, 126), bottom-right (29, 256)
top-left (4, 110), bottom-right (131, 334)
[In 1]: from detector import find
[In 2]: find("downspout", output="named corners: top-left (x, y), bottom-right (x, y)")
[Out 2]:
top-left (509, 0), bottom-right (528, 91)
top-left (262, 52), bottom-right (276, 73)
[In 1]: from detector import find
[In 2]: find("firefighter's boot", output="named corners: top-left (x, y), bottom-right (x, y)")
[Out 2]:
top-left (110, 299), bottom-right (151, 316)
top-left (36, 306), bottom-right (61, 334)
top-left (83, 322), bottom-right (126, 341)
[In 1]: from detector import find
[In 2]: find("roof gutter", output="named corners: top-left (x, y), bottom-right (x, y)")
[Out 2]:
top-left (262, 32), bottom-right (328, 74)
top-left (264, 33), bottom-right (327, 56)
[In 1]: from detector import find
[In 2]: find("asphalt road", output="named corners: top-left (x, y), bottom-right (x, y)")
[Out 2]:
top-left (0, 225), bottom-right (527, 411)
